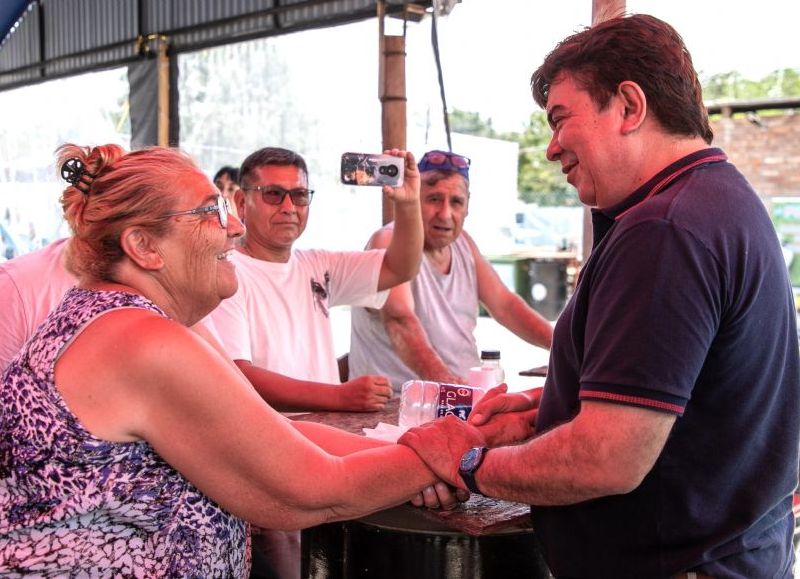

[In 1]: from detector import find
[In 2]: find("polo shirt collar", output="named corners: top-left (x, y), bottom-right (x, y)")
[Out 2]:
top-left (591, 147), bottom-right (727, 248)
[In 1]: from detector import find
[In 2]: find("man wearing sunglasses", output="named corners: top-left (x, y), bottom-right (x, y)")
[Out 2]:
top-left (349, 149), bottom-right (553, 389)
top-left (207, 146), bottom-right (422, 412)
top-left (206, 145), bottom-right (423, 579)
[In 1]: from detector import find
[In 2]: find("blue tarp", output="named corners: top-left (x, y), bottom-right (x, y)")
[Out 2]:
top-left (1, 0), bottom-right (32, 45)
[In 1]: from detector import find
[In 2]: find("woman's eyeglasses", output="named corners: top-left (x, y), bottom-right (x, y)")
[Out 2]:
top-left (242, 185), bottom-right (314, 206)
top-left (164, 194), bottom-right (230, 228)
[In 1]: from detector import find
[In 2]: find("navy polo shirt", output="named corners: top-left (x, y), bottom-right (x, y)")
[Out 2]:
top-left (532, 149), bottom-right (800, 578)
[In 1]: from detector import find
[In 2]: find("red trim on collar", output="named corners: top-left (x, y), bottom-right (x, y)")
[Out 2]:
top-left (615, 153), bottom-right (728, 221)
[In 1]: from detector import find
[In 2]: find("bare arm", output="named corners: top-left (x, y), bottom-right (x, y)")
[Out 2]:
top-left (54, 310), bottom-right (439, 530)
top-left (368, 226), bottom-right (463, 384)
top-left (465, 232), bottom-right (553, 350)
top-left (377, 150), bottom-right (424, 291)
top-left (292, 421), bottom-right (466, 510)
top-left (235, 359), bottom-right (391, 412)
top-left (292, 420), bottom-right (389, 454)
top-left (477, 402), bottom-right (675, 504)
top-left (381, 288), bottom-right (465, 384)
top-left (201, 304), bottom-right (391, 412)
top-left (400, 400), bottom-right (676, 506)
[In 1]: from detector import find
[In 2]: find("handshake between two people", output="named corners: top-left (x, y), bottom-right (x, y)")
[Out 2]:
top-left (404, 384), bottom-right (542, 509)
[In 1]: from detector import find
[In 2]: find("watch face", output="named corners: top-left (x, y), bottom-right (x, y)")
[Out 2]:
top-left (460, 447), bottom-right (483, 473)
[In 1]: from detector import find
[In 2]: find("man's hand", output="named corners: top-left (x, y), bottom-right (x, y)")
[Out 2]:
top-left (409, 482), bottom-right (471, 510)
top-left (475, 408), bottom-right (536, 447)
top-left (399, 416), bottom-right (486, 488)
top-left (382, 149), bottom-right (420, 206)
top-left (465, 385), bottom-right (540, 446)
top-left (338, 375), bottom-right (393, 411)
top-left (469, 385), bottom-right (543, 426)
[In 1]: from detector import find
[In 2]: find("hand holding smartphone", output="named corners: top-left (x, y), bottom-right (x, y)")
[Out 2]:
top-left (341, 152), bottom-right (404, 187)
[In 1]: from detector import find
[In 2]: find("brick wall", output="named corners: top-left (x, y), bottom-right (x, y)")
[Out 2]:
top-left (710, 112), bottom-right (800, 198)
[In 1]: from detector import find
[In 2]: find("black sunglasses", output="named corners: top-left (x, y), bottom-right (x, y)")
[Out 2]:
top-left (242, 185), bottom-right (314, 206)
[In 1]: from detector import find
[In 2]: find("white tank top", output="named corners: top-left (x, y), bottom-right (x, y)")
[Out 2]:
top-left (349, 232), bottom-right (480, 391)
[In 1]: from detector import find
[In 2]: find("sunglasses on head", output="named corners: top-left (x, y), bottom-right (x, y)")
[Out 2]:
top-left (420, 151), bottom-right (471, 169)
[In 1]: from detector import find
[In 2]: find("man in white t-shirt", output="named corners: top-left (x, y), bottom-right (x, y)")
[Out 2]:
top-left (208, 146), bottom-right (423, 411)
top-left (0, 238), bottom-right (77, 374)
top-left (207, 146), bottom-right (422, 579)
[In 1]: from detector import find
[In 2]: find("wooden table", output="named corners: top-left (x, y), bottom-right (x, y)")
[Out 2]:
top-left (292, 398), bottom-right (532, 535)
top-left (292, 400), bottom-right (552, 578)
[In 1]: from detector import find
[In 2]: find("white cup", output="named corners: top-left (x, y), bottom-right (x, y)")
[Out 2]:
top-left (468, 366), bottom-right (496, 390)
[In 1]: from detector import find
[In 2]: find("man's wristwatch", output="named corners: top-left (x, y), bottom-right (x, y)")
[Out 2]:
top-left (458, 446), bottom-right (489, 495)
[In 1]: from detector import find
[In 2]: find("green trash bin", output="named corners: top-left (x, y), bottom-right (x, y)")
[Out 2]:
top-left (520, 258), bottom-right (570, 321)
top-left (487, 254), bottom-right (575, 322)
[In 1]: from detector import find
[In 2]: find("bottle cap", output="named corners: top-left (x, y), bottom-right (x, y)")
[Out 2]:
top-left (480, 350), bottom-right (501, 360)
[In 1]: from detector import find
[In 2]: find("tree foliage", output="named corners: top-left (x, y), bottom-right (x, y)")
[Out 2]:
top-left (450, 68), bottom-right (800, 206)
top-left (179, 41), bottom-right (312, 173)
top-left (448, 109), bottom-right (496, 138)
top-left (703, 69), bottom-right (800, 102)
top-left (507, 112), bottom-right (578, 206)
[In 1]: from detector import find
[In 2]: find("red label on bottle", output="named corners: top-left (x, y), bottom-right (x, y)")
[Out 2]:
top-left (435, 384), bottom-right (476, 421)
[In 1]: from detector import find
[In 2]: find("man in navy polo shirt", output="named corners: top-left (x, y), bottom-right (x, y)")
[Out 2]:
top-left (399, 14), bottom-right (800, 578)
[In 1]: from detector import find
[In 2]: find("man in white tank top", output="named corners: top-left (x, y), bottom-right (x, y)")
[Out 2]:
top-left (350, 150), bottom-right (553, 391)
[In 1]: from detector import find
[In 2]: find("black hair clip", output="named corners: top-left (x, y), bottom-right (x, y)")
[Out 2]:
top-left (60, 157), bottom-right (95, 194)
top-left (61, 158), bottom-right (85, 184)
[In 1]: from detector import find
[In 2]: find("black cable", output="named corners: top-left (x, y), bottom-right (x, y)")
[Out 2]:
top-left (430, 1), bottom-right (452, 152)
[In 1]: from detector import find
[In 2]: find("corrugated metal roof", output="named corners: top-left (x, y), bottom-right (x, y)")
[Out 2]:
top-left (0, 2), bottom-right (41, 86)
top-left (42, 0), bottom-right (139, 77)
top-left (0, 0), bottom-right (430, 92)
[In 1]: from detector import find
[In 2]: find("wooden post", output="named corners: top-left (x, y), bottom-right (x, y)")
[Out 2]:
top-left (378, 3), bottom-right (407, 225)
top-left (379, 36), bottom-right (407, 225)
top-left (592, 0), bottom-right (626, 24)
top-left (579, 0), bottom-right (626, 262)
top-left (381, 36), bottom-right (407, 153)
top-left (156, 36), bottom-right (170, 147)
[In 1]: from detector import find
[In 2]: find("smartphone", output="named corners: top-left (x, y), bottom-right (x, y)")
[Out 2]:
top-left (341, 152), bottom-right (404, 187)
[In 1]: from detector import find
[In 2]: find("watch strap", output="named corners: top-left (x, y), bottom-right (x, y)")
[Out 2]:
top-left (460, 468), bottom-right (482, 495)
top-left (459, 447), bottom-right (488, 495)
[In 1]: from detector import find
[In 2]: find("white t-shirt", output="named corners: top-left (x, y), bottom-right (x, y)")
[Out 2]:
top-left (0, 238), bottom-right (77, 373)
top-left (208, 248), bottom-right (387, 384)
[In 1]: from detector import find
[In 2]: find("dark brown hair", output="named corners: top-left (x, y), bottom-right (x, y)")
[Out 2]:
top-left (239, 147), bottom-right (308, 189)
top-left (531, 14), bottom-right (713, 144)
top-left (214, 165), bottom-right (239, 184)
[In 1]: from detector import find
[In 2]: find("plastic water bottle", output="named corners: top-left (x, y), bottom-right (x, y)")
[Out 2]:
top-left (398, 380), bottom-right (486, 429)
top-left (480, 350), bottom-right (505, 386)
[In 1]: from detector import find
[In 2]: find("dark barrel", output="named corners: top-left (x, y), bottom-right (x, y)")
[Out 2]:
top-left (302, 506), bottom-right (552, 579)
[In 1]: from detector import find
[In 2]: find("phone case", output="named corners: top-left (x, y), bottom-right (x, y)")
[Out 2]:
top-left (341, 152), bottom-right (404, 187)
